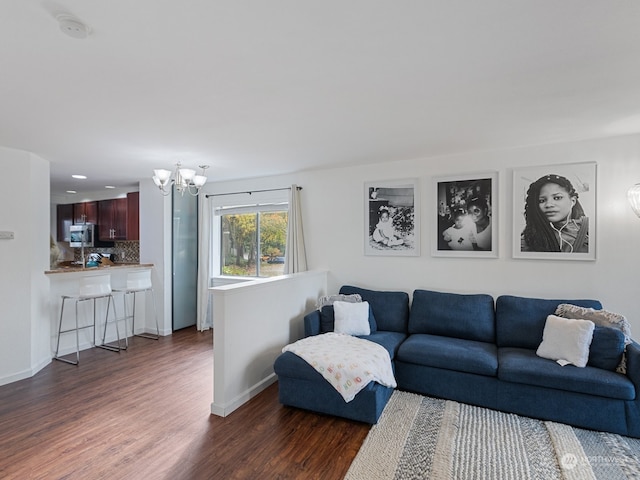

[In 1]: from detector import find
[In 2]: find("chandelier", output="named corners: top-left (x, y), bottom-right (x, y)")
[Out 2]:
top-left (152, 163), bottom-right (209, 196)
top-left (628, 183), bottom-right (640, 218)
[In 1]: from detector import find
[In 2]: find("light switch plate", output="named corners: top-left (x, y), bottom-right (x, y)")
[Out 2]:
top-left (0, 231), bottom-right (15, 239)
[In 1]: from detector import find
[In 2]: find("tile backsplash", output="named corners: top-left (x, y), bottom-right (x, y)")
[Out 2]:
top-left (72, 240), bottom-right (140, 263)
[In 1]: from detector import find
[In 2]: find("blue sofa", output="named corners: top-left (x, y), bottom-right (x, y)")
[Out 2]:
top-left (274, 287), bottom-right (408, 424)
top-left (274, 285), bottom-right (640, 437)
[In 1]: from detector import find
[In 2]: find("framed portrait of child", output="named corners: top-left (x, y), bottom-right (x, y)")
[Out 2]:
top-left (364, 178), bottom-right (420, 256)
top-left (431, 172), bottom-right (498, 258)
top-left (512, 162), bottom-right (596, 261)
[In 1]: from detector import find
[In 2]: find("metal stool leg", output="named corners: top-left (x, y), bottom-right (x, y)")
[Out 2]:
top-left (54, 297), bottom-right (66, 361)
top-left (120, 292), bottom-right (130, 348)
top-left (110, 294), bottom-right (125, 350)
top-left (55, 275), bottom-right (121, 365)
top-left (98, 294), bottom-right (122, 352)
top-left (74, 299), bottom-right (80, 363)
top-left (133, 288), bottom-right (159, 340)
top-left (150, 288), bottom-right (160, 338)
top-left (54, 297), bottom-right (81, 365)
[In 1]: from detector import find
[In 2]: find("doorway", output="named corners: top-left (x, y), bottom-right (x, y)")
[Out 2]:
top-left (172, 189), bottom-right (198, 330)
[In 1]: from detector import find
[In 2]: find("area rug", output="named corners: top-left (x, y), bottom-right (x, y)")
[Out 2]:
top-left (345, 390), bottom-right (640, 480)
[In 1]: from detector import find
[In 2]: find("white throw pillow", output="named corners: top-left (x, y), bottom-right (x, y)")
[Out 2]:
top-left (536, 314), bottom-right (595, 367)
top-left (334, 301), bottom-right (371, 336)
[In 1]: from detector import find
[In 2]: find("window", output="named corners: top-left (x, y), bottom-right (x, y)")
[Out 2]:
top-left (221, 210), bottom-right (288, 277)
top-left (212, 189), bottom-right (290, 278)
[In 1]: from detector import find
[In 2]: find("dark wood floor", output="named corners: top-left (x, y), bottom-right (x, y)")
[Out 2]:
top-left (0, 328), bottom-right (370, 479)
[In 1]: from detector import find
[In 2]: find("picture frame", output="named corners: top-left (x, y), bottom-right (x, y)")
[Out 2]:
top-left (432, 172), bottom-right (498, 258)
top-left (512, 162), bottom-right (596, 261)
top-left (364, 178), bottom-right (419, 256)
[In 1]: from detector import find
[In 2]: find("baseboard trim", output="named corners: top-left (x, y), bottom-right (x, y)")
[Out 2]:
top-left (0, 356), bottom-right (52, 387)
top-left (211, 373), bottom-right (277, 417)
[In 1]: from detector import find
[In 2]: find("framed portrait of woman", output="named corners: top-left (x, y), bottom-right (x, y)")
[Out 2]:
top-left (364, 178), bottom-right (419, 256)
top-left (512, 162), bottom-right (596, 261)
top-left (431, 172), bottom-right (498, 258)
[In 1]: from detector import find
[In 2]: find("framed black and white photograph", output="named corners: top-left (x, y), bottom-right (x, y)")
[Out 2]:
top-left (513, 162), bottom-right (596, 261)
top-left (365, 178), bottom-right (419, 256)
top-left (432, 172), bottom-right (498, 258)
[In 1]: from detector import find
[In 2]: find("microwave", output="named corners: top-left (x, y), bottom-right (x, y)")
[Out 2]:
top-left (69, 224), bottom-right (114, 247)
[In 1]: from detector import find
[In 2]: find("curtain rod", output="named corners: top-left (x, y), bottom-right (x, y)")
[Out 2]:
top-left (205, 186), bottom-right (302, 198)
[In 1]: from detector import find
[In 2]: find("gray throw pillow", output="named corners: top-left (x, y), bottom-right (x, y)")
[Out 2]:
top-left (555, 303), bottom-right (631, 373)
top-left (316, 293), bottom-right (362, 310)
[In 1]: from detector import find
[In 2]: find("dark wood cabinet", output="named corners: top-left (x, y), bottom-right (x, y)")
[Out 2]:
top-left (58, 194), bottom-right (139, 243)
top-left (126, 192), bottom-right (140, 241)
top-left (56, 204), bottom-right (73, 242)
top-left (73, 201), bottom-right (98, 225)
top-left (98, 198), bottom-right (128, 240)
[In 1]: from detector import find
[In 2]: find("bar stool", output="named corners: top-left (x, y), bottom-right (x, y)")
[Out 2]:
top-left (54, 274), bottom-right (123, 365)
top-left (113, 270), bottom-right (159, 347)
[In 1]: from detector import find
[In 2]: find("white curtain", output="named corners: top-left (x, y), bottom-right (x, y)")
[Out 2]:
top-left (284, 184), bottom-right (308, 274)
top-left (196, 194), bottom-right (213, 331)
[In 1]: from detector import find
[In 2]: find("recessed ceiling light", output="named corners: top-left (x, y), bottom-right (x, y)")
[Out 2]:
top-left (71, 174), bottom-right (87, 179)
top-left (66, 190), bottom-right (77, 194)
top-left (105, 185), bottom-right (116, 189)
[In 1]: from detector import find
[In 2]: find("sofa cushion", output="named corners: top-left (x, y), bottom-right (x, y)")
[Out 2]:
top-left (396, 334), bottom-right (498, 377)
top-left (536, 315), bottom-right (595, 367)
top-left (358, 331), bottom-right (407, 360)
top-left (339, 285), bottom-right (409, 333)
top-left (320, 304), bottom-right (377, 333)
top-left (409, 289), bottom-right (495, 343)
top-left (495, 295), bottom-right (602, 349)
top-left (274, 351), bottom-right (326, 381)
top-left (589, 326), bottom-right (626, 371)
top-left (274, 351), bottom-right (394, 424)
top-left (498, 348), bottom-right (634, 400)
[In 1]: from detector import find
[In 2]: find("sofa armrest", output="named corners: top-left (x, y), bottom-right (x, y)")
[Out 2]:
top-left (626, 341), bottom-right (640, 386)
top-left (304, 310), bottom-right (322, 337)
top-left (621, 341), bottom-right (640, 437)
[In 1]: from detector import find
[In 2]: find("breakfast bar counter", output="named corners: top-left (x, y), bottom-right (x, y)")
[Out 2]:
top-left (46, 263), bottom-right (156, 360)
top-left (45, 263), bottom-right (154, 275)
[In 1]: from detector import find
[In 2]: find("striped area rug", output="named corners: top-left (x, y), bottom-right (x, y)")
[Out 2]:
top-left (345, 391), bottom-right (640, 479)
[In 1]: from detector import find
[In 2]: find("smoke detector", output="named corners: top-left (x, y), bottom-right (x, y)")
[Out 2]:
top-left (56, 14), bottom-right (91, 39)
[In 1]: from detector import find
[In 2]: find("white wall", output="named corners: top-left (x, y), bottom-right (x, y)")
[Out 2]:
top-left (0, 147), bottom-right (50, 385)
top-left (51, 187), bottom-right (139, 207)
top-left (205, 133), bottom-right (640, 334)
top-left (211, 270), bottom-right (327, 417)
top-left (139, 179), bottom-right (173, 335)
top-left (3, 132), bottom-right (640, 386)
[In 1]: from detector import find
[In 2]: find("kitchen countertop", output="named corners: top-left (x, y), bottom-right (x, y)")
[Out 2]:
top-left (45, 263), bottom-right (154, 275)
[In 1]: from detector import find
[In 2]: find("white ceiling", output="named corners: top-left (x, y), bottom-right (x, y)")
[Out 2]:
top-left (3, 1), bottom-right (640, 196)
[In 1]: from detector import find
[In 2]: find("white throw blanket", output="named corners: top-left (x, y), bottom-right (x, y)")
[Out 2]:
top-left (282, 332), bottom-right (397, 402)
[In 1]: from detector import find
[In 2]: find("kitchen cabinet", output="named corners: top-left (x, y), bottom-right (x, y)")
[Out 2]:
top-left (56, 204), bottom-right (73, 242)
top-left (58, 193), bottom-right (139, 243)
top-left (73, 201), bottom-right (98, 225)
top-left (98, 198), bottom-right (128, 241)
top-left (126, 192), bottom-right (139, 241)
